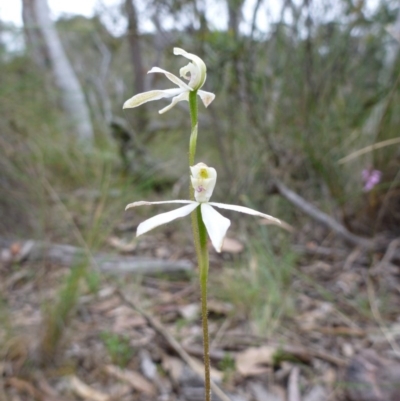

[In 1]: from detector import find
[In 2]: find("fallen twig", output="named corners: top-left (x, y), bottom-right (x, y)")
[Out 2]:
top-left (292, 244), bottom-right (348, 258)
top-left (287, 366), bottom-right (301, 401)
top-left (274, 179), bottom-right (373, 249)
top-left (0, 237), bottom-right (193, 275)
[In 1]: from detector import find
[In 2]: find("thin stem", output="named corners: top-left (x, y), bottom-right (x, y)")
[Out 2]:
top-left (189, 91), bottom-right (201, 258)
top-left (188, 90), bottom-right (211, 401)
top-left (197, 206), bottom-right (211, 401)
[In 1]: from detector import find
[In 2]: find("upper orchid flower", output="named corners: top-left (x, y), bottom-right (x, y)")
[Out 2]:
top-left (123, 48), bottom-right (215, 114)
top-left (125, 163), bottom-right (281, 252)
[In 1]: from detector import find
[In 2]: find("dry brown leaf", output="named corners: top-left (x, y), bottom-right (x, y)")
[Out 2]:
top-left (162, 355), bottom-right (184, 384)
top-left (207, 300), bottom-right (233, 315)
top-left (303, 385), bottom-right (328, 401)
top-left (104, 365), bottom-right (155, 396)
top-left (179, 303), bottom-right (200, 320)
top-left (235, 346), bottom-right (276, 377)
top-left (189, 357), bottom-right (223, 382)
top-left (249, 382), bottom-right (285, 401)
top-left (296, 302), bottom-right (334, 330)
top-left (90, 296), bottom-right (121, 313)
top-left (5, 377), bottom-right (43, 400)
top-left (220, 237), bottom-right (244, 254)
top-left (67, 375), bottom-right (109, 401)
top-left (162, 350), bottom-right (224, 386)
top-left (108, 236), bottom-right (136, 253)
top-left (345, 350), bottom-right (400, 401)
top-left (106, 305), bottom-right (146, 332)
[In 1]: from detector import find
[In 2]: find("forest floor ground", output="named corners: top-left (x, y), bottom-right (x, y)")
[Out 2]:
top-left (1, 223), bottom-right (400, 401)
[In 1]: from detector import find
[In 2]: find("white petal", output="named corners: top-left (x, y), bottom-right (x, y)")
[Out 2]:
top-left (159, 91), bottom-right (189, 114)
top-left (135, 203), bottom-right (199, 237)
top-left (208, 202), bottom-right (281, 225)
top-left (173, 48), bottom-right (207, 90)
top-left (173, 48), bottom-right (206, 69)
top-left (123, 89), bottom-right (183, 109)
top-left (148, 67), bottom-right (193, 91)
top-left (200, 204), bottom-right (231, 253)
top-left (198, 90), bottom-right (216, 108)
top-left (125, 200), bottom-right (196, 210)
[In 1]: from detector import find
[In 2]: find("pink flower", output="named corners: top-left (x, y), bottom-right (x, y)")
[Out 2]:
top-left (362, 169), bottom-right (382, 192)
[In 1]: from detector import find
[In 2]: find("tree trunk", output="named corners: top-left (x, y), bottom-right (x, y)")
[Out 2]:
top-left (22, 0), bottom-right (49, 69)
top-left (25, 0), bottom-right (94, 147)
top-left (125, 0), bottom-right (148, 132)
top-left (227, 0), bottom-right (244, 38)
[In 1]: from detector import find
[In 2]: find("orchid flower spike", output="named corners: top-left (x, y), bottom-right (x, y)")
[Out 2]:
top-left (125, 163), bottom-right (281, 253)
top-left (123, 48), bottom-right (215, 114)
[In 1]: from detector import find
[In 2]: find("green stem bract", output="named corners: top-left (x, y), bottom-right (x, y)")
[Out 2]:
top-left (189, 90), bottom-right (198, 167)
top-left (188, 89), bottom-right (211, 401)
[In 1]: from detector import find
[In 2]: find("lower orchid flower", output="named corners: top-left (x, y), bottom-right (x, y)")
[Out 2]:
top-left (126, 163), bottom-right (281, 252)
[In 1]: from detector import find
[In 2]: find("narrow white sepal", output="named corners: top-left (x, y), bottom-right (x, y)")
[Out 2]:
top-left (159, 91), bottom-right (189, 114)
top-left (200, 203), bottom-right (231, 253)
top-left (208, 202), bottom-right (282, 225)
top-left (123, 89), bottom-right (183, 109)
top-left (148, 67), bottom-right (193, 91)
top-left (198, 90), bottom-right (216, 108)
top-left (125, 200), bottom-right (196, 210)
top-left (136, 203), bottom-right (199, 237)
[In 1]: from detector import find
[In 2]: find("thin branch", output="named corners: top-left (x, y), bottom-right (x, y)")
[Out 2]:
top-left (250, 0), bottom-right (263, 39)
top-left (274, 179), bottom-right (373, 249)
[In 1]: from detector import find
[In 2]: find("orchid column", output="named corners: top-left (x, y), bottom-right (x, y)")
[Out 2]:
top-left (123, 48), bottom-right (281, 401)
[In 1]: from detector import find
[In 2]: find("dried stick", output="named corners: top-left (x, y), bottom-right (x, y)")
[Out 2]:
top-left (0, 237), bottom-right (193, 275)
top-left (274, 179), bottom-right (373, 249)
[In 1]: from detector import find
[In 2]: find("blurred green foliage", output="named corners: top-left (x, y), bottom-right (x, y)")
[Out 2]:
top-left (100, 331), bottom-right (134, 367)
top-left (1, 1), bottom-right (400, 241)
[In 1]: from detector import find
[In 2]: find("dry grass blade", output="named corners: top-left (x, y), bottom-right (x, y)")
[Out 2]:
top-left (338, 137), bottom-right (400, 164)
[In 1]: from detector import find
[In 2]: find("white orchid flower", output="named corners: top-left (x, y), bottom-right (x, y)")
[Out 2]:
top-left (123, 48), bottom-right (215, 114)
top-left (125, 163), bottom-right (281, 253)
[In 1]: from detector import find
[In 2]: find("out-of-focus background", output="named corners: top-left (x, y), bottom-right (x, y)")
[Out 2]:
top-left (1, 1), bottom-right (400, 400)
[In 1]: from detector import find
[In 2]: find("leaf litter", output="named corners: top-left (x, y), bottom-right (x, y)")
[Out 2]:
top-left (2, 231), bottom-right (400, 401)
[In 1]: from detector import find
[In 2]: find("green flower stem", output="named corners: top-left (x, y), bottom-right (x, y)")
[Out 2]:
top-left (197, 206), bottom-right (211, 401)
top-left (188, 90), bottom-right (211, 401)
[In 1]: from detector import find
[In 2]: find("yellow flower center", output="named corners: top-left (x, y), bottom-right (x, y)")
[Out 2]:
top-left (199, 168), bottom-right (209, 179)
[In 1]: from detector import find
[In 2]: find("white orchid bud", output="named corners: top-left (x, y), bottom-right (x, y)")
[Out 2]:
top-left (190, 163), bottom-right (217, 203)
